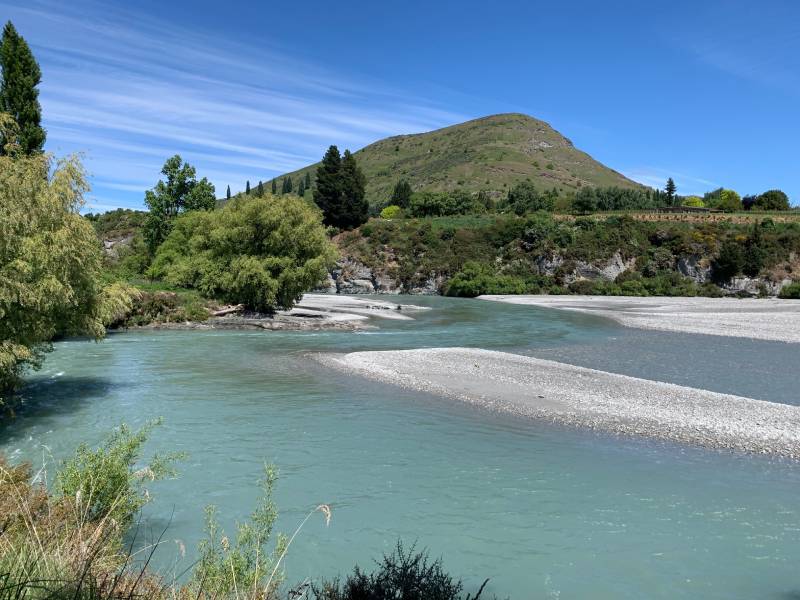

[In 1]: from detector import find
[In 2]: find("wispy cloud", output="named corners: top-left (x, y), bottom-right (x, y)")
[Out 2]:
top-left (1, 0), bottom-right (467, 210)
top-left (624, 167), bottom-right (719, 196)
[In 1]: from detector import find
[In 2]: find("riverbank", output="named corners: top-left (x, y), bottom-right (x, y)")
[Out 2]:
top-left (479, 295), bottom-right (800, 343)
top-left (318, 347), bottom-right (800, 459)
top-left (131, 294), bottom-right (425, 331)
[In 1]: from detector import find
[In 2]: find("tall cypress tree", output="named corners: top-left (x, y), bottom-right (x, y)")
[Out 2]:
top-left (297, 177), bottom-right (306, 197)
top-left (257, 180), bottom-right (264, 196)
top-left (0, 21), bottom-right (46, 155)
top-left (245, 180), bottom-right (251, 195)
top-left (271, 179), bottom-right (277, 194)
top-left (313, 145), bottom-right (343, 226)
top-left (391, 179), bottom-right (413, 208)
top-left (226, 185), bottom-right (231, 200)
top-left (340, 150), bottom-right (368, 228)
top-left (282, 175), bottom-right (293, 194)
top-left (304, 171), bottom-right (312, 190)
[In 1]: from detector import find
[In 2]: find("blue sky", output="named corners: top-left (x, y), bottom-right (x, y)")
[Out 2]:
top-left (2, 0), bottom-right (798, 211)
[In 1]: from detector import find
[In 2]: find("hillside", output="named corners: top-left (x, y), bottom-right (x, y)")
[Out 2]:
top-left (277, 113), bottom-right (641, 206)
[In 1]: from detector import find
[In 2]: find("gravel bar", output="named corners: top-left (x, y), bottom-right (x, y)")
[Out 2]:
top-left (317, 347), bottom-right (800, 459)
top-left (479, 295), bottom-right (800, 343)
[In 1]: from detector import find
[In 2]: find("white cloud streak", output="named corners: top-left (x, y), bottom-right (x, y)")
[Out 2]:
top-left (1, 0), bottom-right (467, 209)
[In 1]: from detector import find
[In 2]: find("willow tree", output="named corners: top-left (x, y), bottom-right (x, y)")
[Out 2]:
top-left (0, 116), bottom-right (130, 402)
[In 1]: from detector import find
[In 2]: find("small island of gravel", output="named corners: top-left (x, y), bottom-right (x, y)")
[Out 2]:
top-left (317, 347), bottom-right (800, 459)
top-left (480, 295), bottom-right (800, 343)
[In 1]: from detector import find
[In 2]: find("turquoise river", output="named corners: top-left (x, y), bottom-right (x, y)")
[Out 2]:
top-left (2, 296), bottom-right (800, 599)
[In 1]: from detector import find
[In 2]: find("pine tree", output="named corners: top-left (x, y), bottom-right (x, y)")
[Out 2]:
top-left (665, 178), bottom-right (677, 204)
top-left (339, 149), bottom-right (368, 229)
top-left (304, 171), bottom-right (312, 190)
top-left (246, 180), bottom-right (251, 195)
top-left (257, 180), bottom-right (264, 196)
top-left (297, 177), bottom-right (306, 197)
top-left (226, 185), bottom-right (231, 200)
top-left (0, 21), bottom-right (46, 155)
top-left (391, 179), bottom-right (413, 208)
top-left (313, 145), bottom-right (343, 226)
top-left (282, 175), bottom-right (293, 194)
top-left (271, 179), bottom-right (277, 194)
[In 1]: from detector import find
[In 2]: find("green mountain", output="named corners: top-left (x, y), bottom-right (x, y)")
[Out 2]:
top-left (278, 113), bottom-right (641, 206)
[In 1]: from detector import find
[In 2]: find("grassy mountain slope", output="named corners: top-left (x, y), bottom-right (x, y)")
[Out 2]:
top-left (278, 113), bottom-right (641, 206)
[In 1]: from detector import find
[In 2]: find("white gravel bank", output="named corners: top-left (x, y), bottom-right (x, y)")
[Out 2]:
top-left (294, 294), bottom-right (428, 321)
top-left (318, 347), bottom-right (800, 459)
top-left (479, 295), bottom-right (800, 343)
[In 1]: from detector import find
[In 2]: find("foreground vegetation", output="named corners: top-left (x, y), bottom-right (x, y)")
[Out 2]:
top-left (1, 423), bottom-right (490, 600)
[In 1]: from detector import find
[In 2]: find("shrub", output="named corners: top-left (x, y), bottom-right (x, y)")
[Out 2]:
top-left (779, 282), bottom-right (800, 299)
top-left (380, 205), bottom-right (403, 219)
top-left (444, 262), bottom-right (528, 297)
top-left (55, 419), bottom-right (184, 528)
top-left (313, 542), bottom-right (488, 600)
top-left (682, 196), bottom-right (705, 208)
top-left (149, 195), bottom-right (337, 312)
top-left (712, 239), bottom-right (745, 281)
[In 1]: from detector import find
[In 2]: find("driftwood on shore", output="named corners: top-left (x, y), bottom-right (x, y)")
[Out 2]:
top-left (211, 304), bottom-right (244, 317)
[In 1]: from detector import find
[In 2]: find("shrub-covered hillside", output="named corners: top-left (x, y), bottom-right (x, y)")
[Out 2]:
top-left (336, 214), bottom-right (800, 297)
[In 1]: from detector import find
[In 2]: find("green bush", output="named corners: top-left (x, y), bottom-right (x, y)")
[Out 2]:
top-left (779, 282), bottom-right (800, 299)
top-left (444, 262), bottom-right (529, 297)
top-left (380, 205), bottom-right (403, 219)
top-left (148, 195), bottom-right (337, 312)
top-left (55, 419), bottom-right (183, 528)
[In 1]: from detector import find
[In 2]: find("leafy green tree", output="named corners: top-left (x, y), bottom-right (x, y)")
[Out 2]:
top-left (572, 188), bottom-right (598, 214)
top-left (681, 196), bottom-right (705, 208)
top-left (143, 155), bottom-right (216, 253)
top-left (226, 185), bottom-right (231, 200)
top-left (391, 179), bottom-right (413, 208)
top-left (271, 178), bottom-right (278, 194)
top-left (149, 195), bottom-right (337, 311)
top-left (0, 117), bottom-right (125, 399)
top-left (755, 189), bottom-right (790, 211)
top-left (506, 181), bottom-right (554, 214)
top-left (665, 178), bottom-right (677, 204)
top-left (246, 180), bottom-right (251, 195)
top-left (315, 145), bottom-right (368, 229)
top-left (717, 189), bottom-right (742, 212)
top-left (0, 22), bottom-right (45, 155)
top-left (257, 180), bottom-right (264, 196)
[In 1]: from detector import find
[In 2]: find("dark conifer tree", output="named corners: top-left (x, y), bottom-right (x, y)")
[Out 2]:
top-left (271, 179), bottom-right (277, 194)
top-left (282, 175), bottom-right (293, 194)
top-left (245, 180), bottom-right (251, 195)
top-left (257, 180), bottom-right (264, 196)
top-left (304, 171), bottom-right (312, 191)
top-left (0, 21), bottom-right (46, 155)
top-left (340, 149), bottom-right (368, 228)
top-left (226, 185), bottom-right (231, 200)
top-left (297, 177), bottom-right (306, 197)
top-left (391, 179), bottom-right (413, 208)
top-left (665, 178), bottom-right (677, 204)
top-left (313, 145), bottom-right (343, 225)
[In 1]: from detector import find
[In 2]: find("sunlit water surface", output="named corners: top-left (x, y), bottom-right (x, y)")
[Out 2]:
top-left (3, 297), bottom-right (800, 599)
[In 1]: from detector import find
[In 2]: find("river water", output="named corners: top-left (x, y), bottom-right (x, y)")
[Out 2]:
top-left (2, 297), bottom-right (800, 599)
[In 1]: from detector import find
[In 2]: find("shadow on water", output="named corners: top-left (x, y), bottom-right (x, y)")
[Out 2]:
top-left (0, 375), bottom-right (123, 443)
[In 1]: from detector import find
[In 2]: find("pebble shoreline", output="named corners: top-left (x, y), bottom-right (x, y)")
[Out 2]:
top-left (317, 347), bottom-right (800, 459)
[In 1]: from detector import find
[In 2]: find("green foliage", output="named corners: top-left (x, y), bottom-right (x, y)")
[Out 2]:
top-left (271, 178), bottom-right (278, 194)
top-left (391, 179), bottom-right (413, 208)
top-left (779, 282), bottom-right (800, 299)
top-left (0, 22), bottom-right (45, 155)
top-left (227, 185), bottom-right (231, 200)
top-left (257, 180), bottom-right (264, 196)
top-left (143, 155), bottom-right (216, 253)
top-left (282, 175), bottom-right (293, 194)
top-left (682, 196), bottom-right (705, 208)
top-left (705, 188), bottom-right (742, 212)
top-left (246, 180), bottom-right (251, 195)
top-left (55, 419), bottom-right (183, 528)
top-left (0, 134), bottom-right (111, 400)
top-left (572, 186), bottom-right (661, 212)
top-left (505, 181), bottom-right (554, 214)
top-left (297, 176), bottom-right (306, 197)
top-left (712, 239), bottom-right (744, 281)
top-left (193, 465), bottom-right (288, 598)
top-left (85, 208), bottom-right (148, 238)
top-left (380, 205), bottom-right (403, 219)
top-left (444, 262), bottom-right (529, 297)
top-left (756, 189), bottom-right (790, 211)
top-left (665, 177), bottom-right (676, 203)
top-left (313, 542), bottom-right (488, 600)
top-left (149, 194), bottom-right (336, 311)
top-left (408, 190), bottom-right (484, 217)
top-left (313, 145), bottom-right (369, 230)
